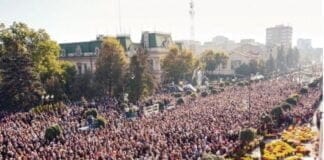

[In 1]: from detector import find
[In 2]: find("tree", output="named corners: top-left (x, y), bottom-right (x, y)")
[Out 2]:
top-left (292, 48), bottom-right (300, 67)
top-left (0, 22), bottom-right (64, 81)
top-left (162, 46), bottom-right (197, 84)
top-left (0, 22), bottom-right (74, 103)
top-left (235, 63), bottom-right (250, 76)
top-left (286, 48), bottom-right (294, 68)
top-left (276, 46), bottom-right (287, 72)
top-left (201, 50), bottom-right (228, 72)
top-left (127, 49), bottom-right (156, 103)
top-left (266, 53), bottom-right (275, 74)
top-left (0, 52), bottom-right (44, 111)
top-left (95, 37), bottom-right (128, 96)
top-left (71, 71), bottom-right (97, 100)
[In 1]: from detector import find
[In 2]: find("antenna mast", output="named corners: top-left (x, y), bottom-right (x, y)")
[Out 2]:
top-left (189, 0), bottom-right (195, 53)
top-left (118, 0), bottom-right (122, 34)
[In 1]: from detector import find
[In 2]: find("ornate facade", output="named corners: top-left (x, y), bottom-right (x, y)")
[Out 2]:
top-left (59, 32), bottom-right (173, 81)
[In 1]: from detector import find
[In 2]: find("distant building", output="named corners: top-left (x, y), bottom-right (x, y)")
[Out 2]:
top-left (59, 31), bottom-right (173, 81)
top-left (266, 25), bottom-right (292, 49)
top-left (297, 39), bottom-right (312, 51)
top-left (214, 44), bottom-right (265, 75)
top-left (174, 40), bottom-right (201, 53)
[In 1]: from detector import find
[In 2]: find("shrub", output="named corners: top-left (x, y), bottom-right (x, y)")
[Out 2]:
top-left (286, 97), bottom-right (297, 106)
top-left (225, 81), bottom-right (230, 86)
top-left (201, 91), bottom-right (208, 97)
top-left (238, 82), bottom-right (244, 86)
top-left (185, 91), bottom-right (192, 96)
top-left (290, 93), bottom-right (300, 100)
top-left (300, 86), bottom-right (308, 94)
top-left (190, 93), bottom-right (197, 100)
top-left (280, 102), bottom-right (292, 111)
top-left (84, 109), bottom-right (98, 118)
top-left (209, 86), bottom-right (214, 90)
top-left (220, 88), bottom-right (225, 92)
top-left (271, 106), bottom-right (283, 119)
top-left (176, 98), bottom-right (185, 105)
top-left (219, 82), bottom-right (225, 87)
top-left (239, 128), bottom-right (255, 144)
top-left (96, 116), bottom-right (107, 128)
top-left (45, 125), bottom-right (61, 141)
top-left (31, 102), bottom-right (67, 114)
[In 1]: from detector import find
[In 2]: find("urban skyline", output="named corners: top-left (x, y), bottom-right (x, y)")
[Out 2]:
top-left (0, 0), bottom-right (322, 47)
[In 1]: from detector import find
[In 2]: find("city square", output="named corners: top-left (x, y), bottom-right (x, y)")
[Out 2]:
top-left (0, 0), bottom-right (323, 159)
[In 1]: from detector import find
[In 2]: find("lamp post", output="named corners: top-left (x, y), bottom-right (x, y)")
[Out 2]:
top-left (235, 73), bottom-right (252, 127)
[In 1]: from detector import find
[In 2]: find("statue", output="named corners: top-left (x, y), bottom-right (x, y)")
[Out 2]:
top-left (192, 67), bottom-right (204, 86)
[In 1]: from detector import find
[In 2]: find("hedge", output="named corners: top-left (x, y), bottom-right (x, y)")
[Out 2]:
top-left (285, 97), bottom-right (297, 106)
top-left (45, 124), bottom-right (61, 141)
top-left (280, 102), bottom-right (292, 111)
top-left (31, 102), bottom-right (67, 114)
top-left (190, 93), bottom-right (197, 100)
top-left (84, 109), bottom-right (98, 118)
top-left (271, 106), bottom-right (283, 119)
top-left (240, 128), bottom-right (255, 144)
top-left (96, 116), bottom-right (107, 128)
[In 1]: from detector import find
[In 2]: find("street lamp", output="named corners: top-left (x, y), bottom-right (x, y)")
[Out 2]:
top-left (235, 73), bottom-right (252, 127)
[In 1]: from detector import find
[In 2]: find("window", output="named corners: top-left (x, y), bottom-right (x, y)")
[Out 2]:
top-left (76, 45), bottom-right (82, 56)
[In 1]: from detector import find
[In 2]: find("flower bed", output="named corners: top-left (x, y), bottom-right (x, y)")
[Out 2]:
top-left (281, 126), bottom-right (316, 144)
top-left (262, 140), bottom-right (295, 160)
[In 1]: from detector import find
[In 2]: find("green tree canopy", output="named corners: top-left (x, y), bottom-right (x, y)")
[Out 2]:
top-left (95, 37), bottom-right (128, 97)
top-left (0, 22), bottom-right (64, 81)
top-left (0, 51), bottom-right (44, 111)
top-left (162, 46), bottom-right (197, 84)
top-left (200, 50), bottom-right (228, 72)
top-left (127, 49), bottom-right (156, 103)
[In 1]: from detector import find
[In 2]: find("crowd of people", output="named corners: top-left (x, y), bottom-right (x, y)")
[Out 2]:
top-left (0, 74), bottom-right (322, 159)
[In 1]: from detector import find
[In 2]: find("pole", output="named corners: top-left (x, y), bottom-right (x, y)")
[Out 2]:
top-left (320, 111), bottom-right (323, 160)
top-left (248, 74), bottom-right (251, 127)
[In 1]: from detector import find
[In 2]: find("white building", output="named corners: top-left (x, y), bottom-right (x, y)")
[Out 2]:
top-left (266, 25), bottom-right (293, 49)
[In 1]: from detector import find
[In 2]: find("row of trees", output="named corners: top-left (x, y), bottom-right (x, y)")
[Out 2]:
top-left (0, 23), bottom-right (156, 111)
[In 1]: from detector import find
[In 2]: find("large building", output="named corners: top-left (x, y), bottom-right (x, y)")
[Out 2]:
top-left (266, 25), bottom-right (292, 49)
top-left (296, 38), bottom-right (323, 64)
top-left (59, 31), bottom-right (173, 81)
top-left (297, 39), bottom-right (312, 50)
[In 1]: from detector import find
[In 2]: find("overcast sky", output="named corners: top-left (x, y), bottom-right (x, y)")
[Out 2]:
top-left (0, 0), bottom-right (323, 47)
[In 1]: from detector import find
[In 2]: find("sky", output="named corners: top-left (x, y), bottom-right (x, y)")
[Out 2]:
top-left (0, 0), bottom-right (323, 48)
